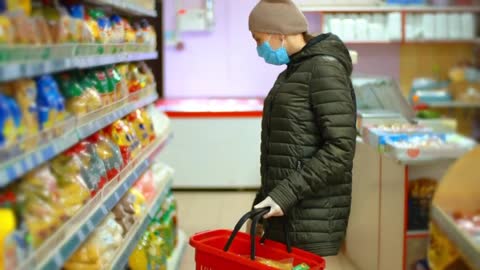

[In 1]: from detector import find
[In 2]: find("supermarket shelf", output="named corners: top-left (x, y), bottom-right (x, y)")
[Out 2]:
top-left (0, 51), bottom-right (158, 82)
top-left (424, 101), bottom-right (480, 109)
top-left (0, 87), bottom-right (159, 188)
top-left (168, 230), bottom-right (188, 270)
top-left (407, 230), bottom-right (430, 238)
top-left (109, 171), bottom-right (174, 269)
top-left (431, 205), bottom-right (480, 269)
top-left (87, 0), bottom-right (157, 17)
top-left (17, 133), bottom-right (171, 270)
top-left (299, 5), bottom-right (480, 13)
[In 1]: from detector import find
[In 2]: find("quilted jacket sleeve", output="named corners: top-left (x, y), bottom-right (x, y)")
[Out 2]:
top-left (269, 59), bottom-right (357, 214)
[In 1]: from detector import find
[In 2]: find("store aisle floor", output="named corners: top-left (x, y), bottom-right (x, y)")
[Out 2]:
top-left (175, 191), bottom-right (358, 270)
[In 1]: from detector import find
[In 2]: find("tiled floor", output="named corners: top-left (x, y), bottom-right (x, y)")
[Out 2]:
top-left (174, 191), bottom-right (358, 270)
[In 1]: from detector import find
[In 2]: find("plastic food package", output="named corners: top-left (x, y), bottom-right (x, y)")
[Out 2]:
top-left (240, 256), bottom-right (294, 270)
top-left (57, 73), bottom-right (102, 116)
top-left (133, 170), bottom-right (156, 203)
top-left (103, 120), bottom-right (141, 163)
top-left (0, 208), bottom-right (17, 270)
top-left (42, 5), bottom-right (71, 44)
top-left (4, 80), bottom-right (39, 149)
top-left (104, 65), bottom-right (122, 102)
top-left (127, 64), bottom-right (147, 93)
top-left (128, 232), bottom-right (167, 270)
top-left (112, 191), bottom-right (137, 234)
top-left (76, 141), bottom-right (108, 196)
top-left (86, 133), bottom-right (124, 181)
top-left (0, 93), bottom-right (18, 149)
top-left (18, 165), bottom-right (63, 247)
top-left (67, 4), bottom-right (94, 43)
top-left (126, 109), bottom-right (155, 148)
top-left (109, 15), bottom-right (125, 43)
top-left (0, 15), bottom-right (14, 44)
top-left (87, 69), bottom-right (113, 105)
top-left (88, 9), bottom-right (111, 44)
top-left (65, 214), bottom-right (124, 270)
top-left (50, 150), bottom-right (91, 217)
top-left (408, 178), bottom-right (438, 230)
top-left (123, 19), bottom-right (136, 43)
top-left (146, 105), bottom-right (170, 137)
top-left (9, 12), bottom-right (38, 44)
top-left (138, 19), bottom-right (156, 49)
top-left (138, 62), bottom-right (155, 87)
top-left (31, 15), bottom-right (53, 44)
top-left (35, 75), bottom-right (66, 131)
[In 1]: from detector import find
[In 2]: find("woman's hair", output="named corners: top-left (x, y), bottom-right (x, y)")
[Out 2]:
top-left (303, 32), bottom-right (314, 42)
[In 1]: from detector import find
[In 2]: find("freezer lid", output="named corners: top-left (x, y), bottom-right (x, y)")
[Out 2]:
top-left (353, 76), bottom-right (416, 123)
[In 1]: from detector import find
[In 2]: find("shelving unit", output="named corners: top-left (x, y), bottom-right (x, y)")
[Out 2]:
top-left (17, 134), bottom-right (171, 270)
top-left (298, 5), bottom-right (480, 44)
top-left (109, 171), bottom-right (174, 269)
top-left (86, 0), bottom-right (157, 17)
top-left (0, 86), bottom-right (159, 187)
top-left (299, 5), bottom-right (480, 13)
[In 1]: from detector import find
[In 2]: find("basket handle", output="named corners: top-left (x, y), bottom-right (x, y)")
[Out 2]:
top-left (223, 207), bottom-right (292, 261)
top-left (223, 207), bottom-right (270, 254)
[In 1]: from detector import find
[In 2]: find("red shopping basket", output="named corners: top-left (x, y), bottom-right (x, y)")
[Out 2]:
top-left (190, 207), bottom-right (326, 270)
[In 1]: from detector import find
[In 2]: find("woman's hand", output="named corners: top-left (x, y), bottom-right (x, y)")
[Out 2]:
top-left (254, 196), bottom-right (284, 219)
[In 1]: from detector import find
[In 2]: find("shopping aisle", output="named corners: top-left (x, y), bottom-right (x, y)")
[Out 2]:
top-left (175, 191), bottom-right (358, 270)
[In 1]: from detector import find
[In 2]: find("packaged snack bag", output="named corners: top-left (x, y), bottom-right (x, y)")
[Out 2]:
top-left (126, 109), bottom-right (153, 148)
top-left (86, 133), bottom-right (124, 181)
top-left (103, 120), bottom-right (141, 163)
top-left (35, 75), bottom-right (66, 131)
top-left (67, 4), bottom-right (94, 43)
top-left (138, 62), bottom-right (155, 86)
top-left (57, 73), bottom-right (102, 116)
top-left (0, 208), bottom-right (16, 270)
top-left (64, 214), bottom-right (124, 269)
top-left (50, 149), bottom-right (91, 217)
top-left (139, 19), bottom-right (156, 49)
top-left (123, 19), bottom-right (136, 43)
top-left (0, 93), bottom-right (17, 149)
top-left (87, 69), bottom-right (112, 105)
top-left (132, 170), bottom-right (156, 203)
top-left (4, 80), bottom-right (38, 149)
top-left (109, 15), bottom-right (125, 43)
top-left (42, 4), bottom-right (71, 43)
top-left (18, 165), bottom-right (63, 247)
top-left (88, 9), bottom-right (110, 44)
top-left (127, 64), bottom-right (146, 93)
top-left (0, 15), bottom-right (14, 44)
top-left (6, 0), bottom-right (31, 16)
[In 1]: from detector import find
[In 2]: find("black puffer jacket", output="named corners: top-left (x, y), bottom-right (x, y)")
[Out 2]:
top-left (255, 33), bottom-right (357, 256)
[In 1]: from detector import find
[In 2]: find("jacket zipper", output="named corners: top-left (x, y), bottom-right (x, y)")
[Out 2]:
top-left (296, 160), bottom-right (303, 171)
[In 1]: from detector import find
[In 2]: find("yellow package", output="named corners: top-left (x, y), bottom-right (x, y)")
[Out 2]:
top-left (7, 0), bottom-right (32, 16)
top-left (3, 80), bottom-right (38, 149)
top-left (0, 16), bottom-right (14, 44)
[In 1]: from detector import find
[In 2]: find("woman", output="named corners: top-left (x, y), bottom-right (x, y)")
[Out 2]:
top-left (248, 0), bottom-right (357, 257)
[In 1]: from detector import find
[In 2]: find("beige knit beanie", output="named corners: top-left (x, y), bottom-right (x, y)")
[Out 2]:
top-left (249, 0), bottom-right (308, 35)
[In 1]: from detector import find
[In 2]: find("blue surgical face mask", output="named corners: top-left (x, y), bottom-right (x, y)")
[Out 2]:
top-left (257, 37), bottom-right (290, 66)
